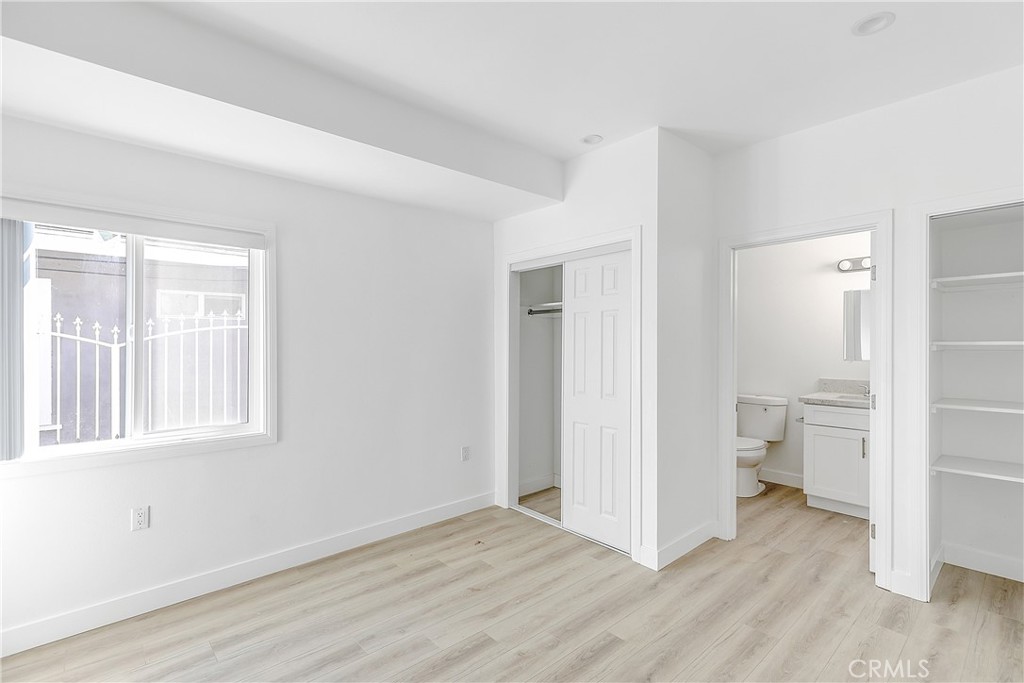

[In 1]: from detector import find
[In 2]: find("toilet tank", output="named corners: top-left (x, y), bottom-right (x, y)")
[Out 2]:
top-left (737, 394), bottom-right (788, 441)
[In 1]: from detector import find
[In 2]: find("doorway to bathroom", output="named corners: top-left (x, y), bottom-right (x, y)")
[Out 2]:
top-left (719, 212), bottom-right (893, 590)
top-left (504, 239), bottom-right (638, 556)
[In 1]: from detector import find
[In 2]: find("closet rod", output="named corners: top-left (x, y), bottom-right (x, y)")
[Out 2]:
top-left (527, 306), bottom-right (562, 316)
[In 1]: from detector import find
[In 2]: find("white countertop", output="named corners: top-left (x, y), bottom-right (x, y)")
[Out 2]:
top-left (798, 391), bottom-right (869, 409)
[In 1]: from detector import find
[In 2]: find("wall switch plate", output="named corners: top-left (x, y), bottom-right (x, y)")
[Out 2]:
top-left (461, 446), bottom-right (470, 462)
top-left (131, 506), bottom-right (150, 531)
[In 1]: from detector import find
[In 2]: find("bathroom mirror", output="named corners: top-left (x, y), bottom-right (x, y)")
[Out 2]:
top-left (843, 289), bottom-right (871, 361)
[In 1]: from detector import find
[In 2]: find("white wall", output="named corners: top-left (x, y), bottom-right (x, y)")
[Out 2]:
top-left (518, 265), bottom-right (560, 495)
top-left (495, 127), bottom-right (718, 569)
top-left (0, 118), bottom-right (495, 654)
top-left (654, 129), bottom-right (718, 564)
top-left (715, 65), bottom-right (1024, 599)
top-left (737, 232), bottom-right (871, 484)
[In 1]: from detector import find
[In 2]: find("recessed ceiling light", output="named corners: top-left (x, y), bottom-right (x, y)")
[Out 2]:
top-left (851, 11), bottom-right (896, 37)
top-left (581, 134), bottom-right (604, 145)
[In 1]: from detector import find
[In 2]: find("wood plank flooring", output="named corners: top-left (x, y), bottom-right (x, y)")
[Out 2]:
top-left (2, 483), bottom-right (1021, 682)
top-left (518, 486), bottom-right (561, 522)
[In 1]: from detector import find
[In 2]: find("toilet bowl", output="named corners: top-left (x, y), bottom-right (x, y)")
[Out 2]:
top-left (735, 394), bottom-right (787, 498)
top-left (736, 436), bottom-right (767, 497)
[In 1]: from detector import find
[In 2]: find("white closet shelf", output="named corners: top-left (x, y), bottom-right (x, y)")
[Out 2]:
top-left (930, 398), bottom-right (1024, 414)
top-left (930, 341), bottom-right (1024, 351)
top-left (931, 455), bottom-right (1024, 484)
top-left (931, 271), bottom-right (1024, 289)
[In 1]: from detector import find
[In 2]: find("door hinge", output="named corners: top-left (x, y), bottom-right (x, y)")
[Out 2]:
top-left (870, 523), bottom-right (876, 540)
top-left (870, 394), bottom-right (876, 409)
top-left (870, 264), bottom-right (877, 281)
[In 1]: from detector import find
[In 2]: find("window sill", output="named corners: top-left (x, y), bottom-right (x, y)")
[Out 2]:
top-left (0, 430), bottom-right (276, 480)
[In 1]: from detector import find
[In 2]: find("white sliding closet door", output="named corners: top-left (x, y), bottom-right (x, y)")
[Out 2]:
top-left (561, 250), bottom-right (631, 551)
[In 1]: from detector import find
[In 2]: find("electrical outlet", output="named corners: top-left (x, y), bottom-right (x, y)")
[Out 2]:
top-left (461, 446), bottom-right (470, 462)
top-left (131, 506), bottom-right (150, 531)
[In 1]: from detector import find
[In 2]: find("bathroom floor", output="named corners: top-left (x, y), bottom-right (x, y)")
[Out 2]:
top-left (518, 486), bottom-right (561, 521)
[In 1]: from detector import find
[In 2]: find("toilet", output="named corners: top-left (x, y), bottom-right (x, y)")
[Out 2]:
top-left (736, 394), bottom-right (788, 497)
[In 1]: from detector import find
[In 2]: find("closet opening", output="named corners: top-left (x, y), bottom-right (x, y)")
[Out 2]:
top-left (516, 264), bottom-right (564, 523)
top-left (506, 241), bottom-right (636, 556)
top-left (926, 202), bottom-right (1023, 589)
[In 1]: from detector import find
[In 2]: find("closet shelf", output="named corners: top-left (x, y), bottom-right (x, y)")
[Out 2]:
top-left (931, 455), bottom-right (1024, 484)
top-left (930, 341), bottom-right (1024, 351)
top-left (930, 398), bottom-right (1024, 415)
top-left (931, 271), bottom-right (1024, 290)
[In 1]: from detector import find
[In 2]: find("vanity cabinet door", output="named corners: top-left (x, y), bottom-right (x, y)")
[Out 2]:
top-left (803, 425), bottom-right (869, 506)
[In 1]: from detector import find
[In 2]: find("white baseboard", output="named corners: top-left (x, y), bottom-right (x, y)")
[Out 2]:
top-left (930, 545), bottom-right (945, 593)
top-left (638, 544), bottom-right (659, 570)
top-left (1, 492), bottom-right (494, 657)
top-left (806, 495), bottom-right (869, 520)
top-left (553, 474), bottom-right (561, 488)
top-left (654, 520), bottom-right (718, 570)
top-left (519, 475), bottom-right (555, 496)
top-left (758, 468), bottom-right (803, 489)
top-left (942, 542), bottom-right (1024, 583)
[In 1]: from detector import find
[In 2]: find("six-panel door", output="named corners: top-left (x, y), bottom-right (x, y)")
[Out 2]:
top-left (561, 250), bottom-right (631, 551)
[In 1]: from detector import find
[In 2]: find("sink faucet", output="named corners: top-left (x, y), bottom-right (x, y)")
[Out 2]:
top-left (857, 384), bottom-right (870, 397)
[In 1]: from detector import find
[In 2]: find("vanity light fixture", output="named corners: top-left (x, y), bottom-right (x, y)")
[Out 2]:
top-left (581, 134), bottom-right (604, 145)
top-left (851, 11), bottom-right (896, 37)
top-left (837, 256), bottom-right (871, 273)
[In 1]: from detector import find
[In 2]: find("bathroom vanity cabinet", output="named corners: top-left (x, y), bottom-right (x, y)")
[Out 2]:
top-left (802, 404), bottom-right (869, 519)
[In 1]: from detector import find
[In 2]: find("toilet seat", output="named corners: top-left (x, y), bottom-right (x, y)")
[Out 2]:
top-left (736, 436), bottom-right (766, 451)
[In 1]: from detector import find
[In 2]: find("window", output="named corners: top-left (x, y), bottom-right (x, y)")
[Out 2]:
top-left (1, 204), bottom-right (274, 462)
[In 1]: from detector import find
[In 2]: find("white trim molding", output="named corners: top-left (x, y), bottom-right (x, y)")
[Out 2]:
top-left (0, 492), bottom-right (494, 657)
top-left (653, 520), bottom-right (719, 570)
top-left (758, 468), bottom-right (803, 489)
top-left (942, 543), bottom-right (1024, 584)
top-left (0, 220), bottom-right (26, 461)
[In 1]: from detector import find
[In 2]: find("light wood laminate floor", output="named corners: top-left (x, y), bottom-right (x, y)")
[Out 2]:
top-left (3, 484), bottom-right (1021, 682)
top-left (519, 486), bottom-right (561, 522)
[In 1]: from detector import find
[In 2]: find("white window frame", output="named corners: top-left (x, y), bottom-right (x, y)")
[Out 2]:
top-left (0, 194), bottom-right (277, 474)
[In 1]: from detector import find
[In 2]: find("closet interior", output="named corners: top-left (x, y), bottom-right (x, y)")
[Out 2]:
top-left (927, 202), bottom-right (1024, 585)
top-left (517, 265), bottom-right (563, 522)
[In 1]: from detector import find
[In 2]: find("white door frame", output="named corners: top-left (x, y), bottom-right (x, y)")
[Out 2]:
top-left (717, 211), bottom-right (894, 591)
top-left (497, 226), bottom-right (643, 564)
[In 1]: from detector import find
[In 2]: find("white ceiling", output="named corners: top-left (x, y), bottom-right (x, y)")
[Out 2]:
top-left (2, 38), bottom-right (560, 221)
top-left (163, 2), bottom-right (1024, 158)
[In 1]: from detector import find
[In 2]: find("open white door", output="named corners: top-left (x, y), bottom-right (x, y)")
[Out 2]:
top-left (561, 250), bottom-right (631, 551)
top-left (868, 231), bottom-right (878, 574)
